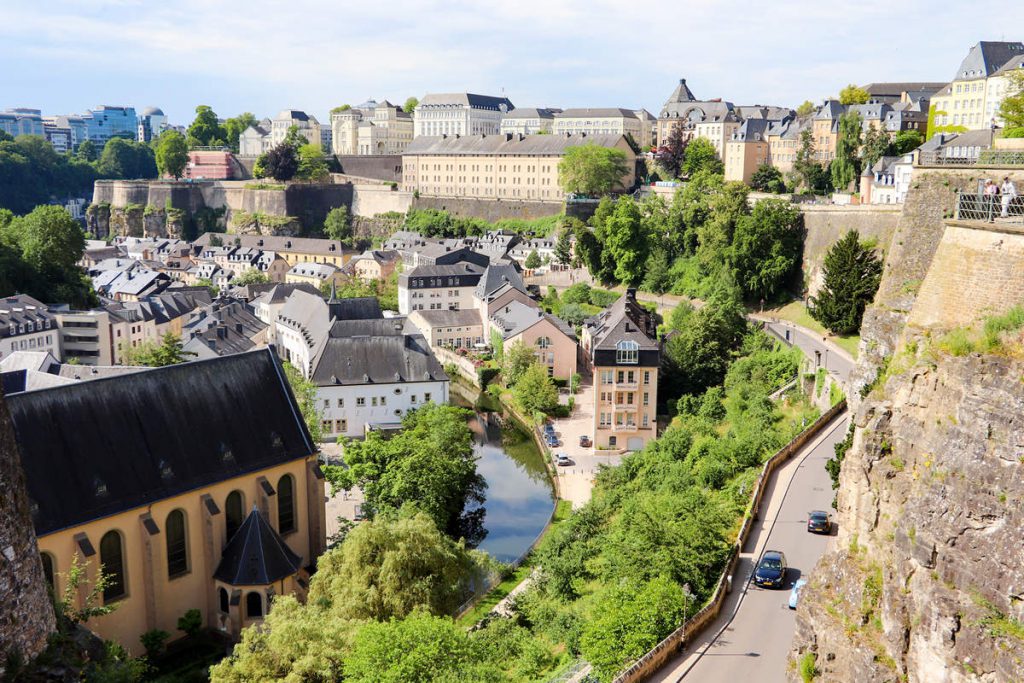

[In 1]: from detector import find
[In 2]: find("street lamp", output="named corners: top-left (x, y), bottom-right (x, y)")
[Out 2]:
top-left (681, 583), bottom-right (693, 653)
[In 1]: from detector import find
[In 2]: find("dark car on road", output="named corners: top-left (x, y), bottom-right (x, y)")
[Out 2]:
top-left (753, 550), bottom-right (787, 588)
top-left (807, 510), bottom-right (831, 534)
top-left (545, 434), bottom-right (559, 447)
top-left (579, 435), bottom-right (591, 448)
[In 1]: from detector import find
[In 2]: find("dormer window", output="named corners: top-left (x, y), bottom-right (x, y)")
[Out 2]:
top-left (616, 340), bottom-right (639, 365)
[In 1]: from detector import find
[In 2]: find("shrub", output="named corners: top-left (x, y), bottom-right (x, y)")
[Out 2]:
top-left (477, 367), bottom-right (500, 387)
top-left (140, 628), bottom-right (170, 659)
top-left (799, 652), bottom-right (819, 682)
top-left (177, 608), bottom-right (203, 638)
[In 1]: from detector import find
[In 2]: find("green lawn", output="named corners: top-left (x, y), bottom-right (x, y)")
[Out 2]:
top-left (456, 499), bottom-right (573, 628)
top-left (765, 300), bottom-right (860, 358)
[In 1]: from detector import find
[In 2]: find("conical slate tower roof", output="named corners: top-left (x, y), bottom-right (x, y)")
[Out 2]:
top-left (665, 78), bottom-right (697, 105)
top-left (214, 506), bottom-right (302, 585)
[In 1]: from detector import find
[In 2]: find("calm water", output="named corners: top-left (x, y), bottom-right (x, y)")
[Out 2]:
top-left (455, 389), bottom-right (556, 563)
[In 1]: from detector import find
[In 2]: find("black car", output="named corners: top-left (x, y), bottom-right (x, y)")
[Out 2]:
top-left (807, 510), bottom-right (831, 534)
top-left (753, 550), bottom-right (787, 588)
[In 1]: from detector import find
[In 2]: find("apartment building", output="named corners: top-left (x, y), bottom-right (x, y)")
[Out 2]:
top-left (397, 262), bottom-right (486, 314)
top-left (193, 233), bottom-right (353, 269)
top-left (331, 100), bottom-right (414, 155)
top-left (724, 118), bottom-right (771, 184)
top-left (552, 108), bottom-right (643, 141)
top-left (51, 307), bottom-right (114, 365)
top-left (402, 132), bottom-right (636, 201)
top-left (581, 289), bottom-right (660, 451)
top-left (499, 107), bottom-right (557, 135)
top-left (0, 295), bottom-right (60, 362)
top-left (271, 109), bottom-right (324, 149)
top-left (932, 41), bottom-right (1024, 130)
top-left (413, 93), bottom-right (514, 137)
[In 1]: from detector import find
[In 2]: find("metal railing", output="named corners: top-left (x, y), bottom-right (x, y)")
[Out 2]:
top-left (954, 192), bottom-right (1024, 224)
top-left (919, 150), bottom-right (1024, 167)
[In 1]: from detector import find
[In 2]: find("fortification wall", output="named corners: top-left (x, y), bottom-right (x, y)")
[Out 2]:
top-left (351, 184), bottom-right (413, 217)
top-left (411, 196), bottom-right (564, 222)
top-left (335, 155), bottom-right (402, 182)
top-left (0, 393), bottom-right (56, 665)
top-left (799, 204), bottom-right (901, 295)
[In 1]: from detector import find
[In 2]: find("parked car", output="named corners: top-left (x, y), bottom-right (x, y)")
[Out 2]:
top-left (579, 435), bottom-right (592, 448)
top-left (543, 423), bottom-right (555, 436)
top-left (753, 550), bottom-right (788, 588)
top-left (545, 435), bottom-right (559, 447)
top-left (789, 577), bottom-right (808, 609)
top-left (807, 510), bottom-right (831, 534)
top-left (556, 453), bottom-right (573, 467)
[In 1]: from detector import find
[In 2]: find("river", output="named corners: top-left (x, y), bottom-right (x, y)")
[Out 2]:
top-left (454, 387), bottom-right (556, 563)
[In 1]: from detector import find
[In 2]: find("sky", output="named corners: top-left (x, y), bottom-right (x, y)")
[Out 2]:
top-left (2, 1), bottom-right (1023, 125)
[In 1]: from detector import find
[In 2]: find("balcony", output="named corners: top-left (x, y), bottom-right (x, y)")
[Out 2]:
top-left (615, 381), bottom-right (639, 391)
top-left (953, 192), bottom-right (1023, 226)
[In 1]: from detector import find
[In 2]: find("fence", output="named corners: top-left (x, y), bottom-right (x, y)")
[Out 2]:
top-left (610, 399), bottom-right (849, 683)
top-left (919, 149), bottom-right (1024, 167)
top-left (953, 191), bottom-right (1024, 225)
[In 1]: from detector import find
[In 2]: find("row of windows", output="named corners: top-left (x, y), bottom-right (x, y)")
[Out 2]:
top-left (3, 333), bottom-right (54, 352)
top-left (599, 369), bottom-right (652, 384)
top-left (7, 318), bottom-right (53, 335)
top-left (41, 476), bottom-right (298, 604)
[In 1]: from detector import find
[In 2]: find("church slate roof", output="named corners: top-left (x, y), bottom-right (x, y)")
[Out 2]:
top-left (213, 506), bottom-right (303, 585)
top-left (6, 349), bottom-right (314, 536)
top-left (310, 334), bottom-right (446, 386)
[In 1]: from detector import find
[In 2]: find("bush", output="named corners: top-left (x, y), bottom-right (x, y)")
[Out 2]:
top-left (141, 628), bottom-right (170, 659)
top-left (477, 366), bottom-right (500, 387)
top-left (177, 608), bottom-right (203, 638)
top-left (799, 652), bottom-right (819, 682)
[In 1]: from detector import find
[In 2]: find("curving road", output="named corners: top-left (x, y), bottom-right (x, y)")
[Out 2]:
top-left (648, 319), bottom-right (855, 683)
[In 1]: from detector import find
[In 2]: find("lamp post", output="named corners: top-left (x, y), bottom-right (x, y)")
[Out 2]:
top-left (681, 583), bottom-right (693, 653)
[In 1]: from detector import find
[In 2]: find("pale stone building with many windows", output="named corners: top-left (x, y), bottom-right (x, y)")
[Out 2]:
top-left (331, 100), bottom-right (414, 155)
top-left (413, 93), bottom-right (513, 137)
top-left (931, 41), bottom-right (1024, 131)
top-left (552, 108), bottom-right (643, 141)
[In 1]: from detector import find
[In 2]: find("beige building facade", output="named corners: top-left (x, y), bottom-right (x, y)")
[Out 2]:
top-left (331, 100), bottom-right (414, 156)
top-left (552, 108), bottom-right (643, 140)
top-left (932, 42), bottom-right (1024, 131)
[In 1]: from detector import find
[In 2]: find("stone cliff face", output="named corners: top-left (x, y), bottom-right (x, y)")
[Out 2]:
top-left (791, 168), bottom-right (1024, 682)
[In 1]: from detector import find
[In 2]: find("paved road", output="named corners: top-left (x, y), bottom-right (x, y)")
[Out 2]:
top-left (649, 411), bottom-right (850, 683)
top-left (757, 317), bottom-right (855, 385)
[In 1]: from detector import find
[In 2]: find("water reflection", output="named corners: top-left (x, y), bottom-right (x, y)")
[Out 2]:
top-left (456, 392), bottom-right (556, 563)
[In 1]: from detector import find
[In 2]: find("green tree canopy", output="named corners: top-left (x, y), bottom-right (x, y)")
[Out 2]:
top-left (998, 69), bottom-right (1024, 132)
top-left (513, 363), bottom-right (559, 415)
top-left (187, 105), bottom-right (226, 147)
top-left (403, 97), bottom-right (419, 114)
top-left (232, 268), bottom-right (269, 285)
top-left (838, 84), bottom-right (870, 105)
top-left (76, 139), bottom-right (97, 162)
top-left (323, 205), bottom-right (352, 244)
top-left (284, 125), bottom-right (309, 148)
top-left (729, 198), bottom-right (802, 301)
top-left (296, 143), bottom-right (329, 181)
top-left (155, 130), bottom-right (189, 180)
top-left (750, 164), bottom-right (785, 193)
top-left (808, 229), bottom-right (883, 335)
top-left (796, 100), bottom-right (815, 117)
top-left (263, 142), bottom-right (299, 181)
top-left (331, 104), bottom-right (353, 114)
top-left (554, 223), bottom-right (574, 266)
top-left (503, 339), bottom-right (538, 386)
top-left (557, 144), bottom-right (630, 197)
top-left (641, 247), bottom-right (672, 294)
top-left (681, 137), bottom-right (724, 177)
top-left (860, 124), bottom-right (891, 168)
top-left (602, 195), bottom-right (650, 285)
top-left (325, 403), bottom-right (484, 539)
top-left (831, 111), bottom-right (862, 191)
top-left (891, 129), bottom-right (924, 155)
top-left (283, 360), bottom-right (322, 443)
top-left (120, 332), bottom-right (194, 367)
top-left (222, 112), bottom-right (258, 153)
top-left (663, 283), bottom-right (747, 397)
top-left (524, 249), bottom-right (542, 269)
top-left (97, 137), bottom-right (157, 179)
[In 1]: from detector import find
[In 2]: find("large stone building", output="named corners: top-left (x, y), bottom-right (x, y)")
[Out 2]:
top-left (931, 41), bottom-right (1024, 131)
top-left (402, 132), bottom-right (636, 201)
top-left (581, 289), bottom-right (660, 451)
top-left (0, 295), bottom-right (60, 363)
top-left (499, 107), bottom-right (558, 135)
top-left (331, 100), bottom-right (414, 155)
top-left (271, 109), bottom-right (324, 149)
top-left (552, 108), bottom-right (643, 141)
top-left (6, 350), bottom-right (325, 655)
top-left (413, 93), bottom-right (514, 137)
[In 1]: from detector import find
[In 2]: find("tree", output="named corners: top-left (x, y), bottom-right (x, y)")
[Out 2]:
top-left (155, 130), bottom-right (189, 179)
top-left (998, 69), bottom-right (1024, 133)
top-left (574, 226), bottom-right (607, 281)
top-left (554, 224), bottom-right (573, 266)
top-left (323, 206), bottom-right (352, 244)
top-left (891, 129), bottom-right (924, 155)
top-left (796, 100), bottom-right (815, 117)
top-left (296, 143), bottom-right (329, 181)
top-left (513, 363), bottom-right (559, 415)
top-left (557, 144), bottom-right (630, 197)
top-left (120, 332), bottom-right (194, 367)
top-left (325, 403), bottom-right (484, 539)
top-left (860, 124), bottom-right (891, 168)
top-left (310, 511), bottom-right (480, 620)
top-left (232, 268), bottom-right (269, 285)
top-left (222, 112), bottom-right (258, 153)
top-left (808, 229), bottom-right (883, 335)
top-left (331, 104), bottom-right (353, 114)
top-left (524, 249), bottom-right (542, 270)
top-left (283, 360), bottom-right (322, 443)
top-left (403, 97), bottom-right (419, 114)
top-left (792, 128), bottom-right (818, 192)
top-left (641, 247), bottom-right (672, 294)
top-left (187, 105), bottom-right (225, 147)
top-left (602, 195), bottom-right (649, 285)
top-left (662, 284), bottom-right (747, 397)
top-left (503, 339), bottom-right (538, 387)
top-left (657, 122), bottom-right (688, 178)
top-left (263, 142), bottom-right (299, 181)
top-left (831, 111), bottom-right (861, 191)
top-left (750, 164), bottom-right (785, 193)
top-left (76, 139), bottom-right (97, 162)
top-left (838, 84), bottom-right (870, 105)
top-left (681, 137), bottom-right (723, 177)
top-left (97, 137), bottom-right (157, 179)
top-left (729, 198), bottom-right (802, 301)
top-left (284, 125), bottom-right (309, 148)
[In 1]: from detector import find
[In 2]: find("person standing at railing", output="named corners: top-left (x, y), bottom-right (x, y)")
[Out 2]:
top-left (984, 180), bottom-right (999, 221)
top-left (1002, 177), bottom-right (1018, 218)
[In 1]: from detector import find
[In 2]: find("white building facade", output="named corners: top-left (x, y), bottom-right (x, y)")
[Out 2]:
top-left (413, 93), bottom-right (513, 137)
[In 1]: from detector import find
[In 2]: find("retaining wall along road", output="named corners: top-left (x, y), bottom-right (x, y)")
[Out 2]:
top-left (611, 400), bottom-right (849, 683)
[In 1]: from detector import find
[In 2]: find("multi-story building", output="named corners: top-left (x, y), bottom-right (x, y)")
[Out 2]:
top-left (413, 93), bottom-right (514, 137)
top-left (83, 105), bottom-right (138, 145)
top-left (8, 349), bottom-right (325, 655)
top-left (193, 233), bottom-right (353, 269)
top-left (398, 262), bottom-right (486, 314)
top-left (552, 108), bottom-right (644, 141)
top-left (656, 78), bottom-right (699, 147)
top-left (811, 100), bottom-right (844, 164)
top-left (987, 53), bottom-right (1024, 128)
top-left (51, 307), bottom-right (114, 365)
top-left (350, 249), bottom-right (401, 283)
top-left (932, 41), bottom-right (1024, 131)
top-left (331, 100), bottom-right (414, 155)
top-left (408, 309), bottom-right (485, 349)
top-left (724, 118), bottom-right (771, 184)
top-left (285, 262), bottom-right (345, 290)
top-left (250, 283), bottom-right (322, 345)
top-left (50, 115), bottom-right (89, 150)
top-left (489, 299), bottom-right (577, 380)
top-left (137, 106), bottom-right (169, 143)
top-left (274, 290), bottom-right (382, 377)
top-left (499, 108), bottom-right (557, 135)
top-left (0, 295), bottom-right (60, 362)
top-left (402, 132), bottom-right (636, 201)
top-left (311, 320), bottom-right (449, 438)
top-left (766, 116), bottom-right (808, 175)
top-left (582, 289), bottom-right (660, 452)
top-left (43, 122), bottom-right (72, 154)
top-left (634, 109), bottom-right (657, 149)
top-left (238, 119), bottom-right (273, 157)
top-left (692, 107), bottom-right (742, 159)
top-left (271, 110), bottom-right (323, 149)
top-left (0, 108), bottom-right (45, 137)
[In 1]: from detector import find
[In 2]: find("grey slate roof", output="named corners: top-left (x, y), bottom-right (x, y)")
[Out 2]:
top-left (404, 133), bottom-right (628, 157)
top-left (502, 107), bottom-right (557, 120)
top-left (994, 53), bottom-right (1024, 77)
top-left (732, 118), bottom-right (770, 142)
top-left (584, 290), bottom-right (658, 352)
top-left (953, 41), bottom-right (1024, 81)
top-left (7, 349), bottom-right (314, 535)
top-left (0, 295), bottom-right (56, 341)
top-left (193, 233), bottom-right (350, 259)
top-left (213, 506), bottom-right (303, 585)
top-left (475, 262), bottom-right (528, 300)
top-left (327, 317), bottom-right (409, 337)
top-left (412, 308), bottom-right (483, 328)
top-left (489, 299), bottom-right (575, 341)
top-left (310, 333), bottom-right (447, 386)
top-left (662, 78), bottom-right (698, 110)
top-left (249, 283), bottom-right (321, 306)
top-left (288, 262), bottom-right (339, 279)
top-left (418, 93), bottom-right (514, 111)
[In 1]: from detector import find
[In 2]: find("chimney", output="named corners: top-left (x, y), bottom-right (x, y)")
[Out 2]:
top-left (625, 288), bottom-right (637, 302)
top-left (235, 322), bottom-right (243, 333)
